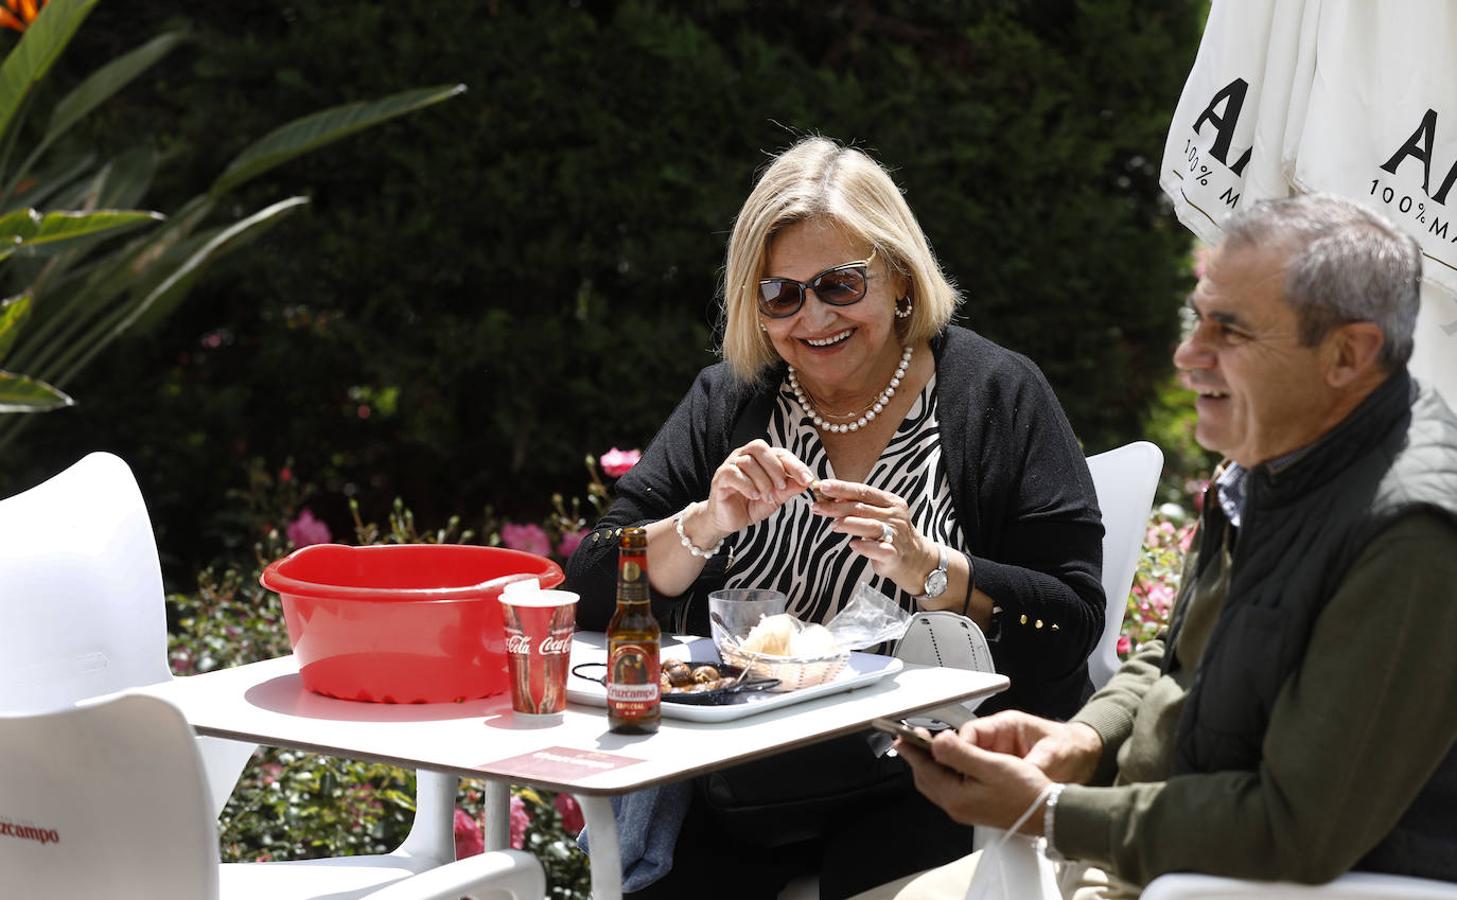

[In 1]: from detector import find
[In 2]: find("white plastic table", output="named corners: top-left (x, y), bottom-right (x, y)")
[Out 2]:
top-left (133, 636), bottom-right (1007, 899)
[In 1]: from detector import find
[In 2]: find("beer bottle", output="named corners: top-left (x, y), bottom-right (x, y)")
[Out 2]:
top-left (606, 526), bottom-right (661, 733)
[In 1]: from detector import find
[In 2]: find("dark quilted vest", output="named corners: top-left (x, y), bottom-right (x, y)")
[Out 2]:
top-left (1168, 371), bottom-right (1457, 880)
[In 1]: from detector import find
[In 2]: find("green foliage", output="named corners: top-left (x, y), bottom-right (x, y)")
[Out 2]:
top-left (0, 0), bottom-right (462, 449)
top-left (218, 750), bottom-right (416, 863)
top-left (0, 363), bottom-right (69, 411)
top-left (1120, 506), bottom-right (1197, 659)
top-left (0, 0), bottom-right (98, 140)
top-left (209, 84), bottom-right (465, 198)
top-left (1143, 370), bottom-right (1220, 503)
top-left (0, 0), bottom-right (1204, 580)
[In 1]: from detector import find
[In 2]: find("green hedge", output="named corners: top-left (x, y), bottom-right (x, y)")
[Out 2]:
top-left (6, 0), bottom-right (1204, 579)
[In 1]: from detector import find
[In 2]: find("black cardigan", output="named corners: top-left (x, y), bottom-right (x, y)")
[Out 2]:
top-left (565, 325), bottom-right (1105, 718)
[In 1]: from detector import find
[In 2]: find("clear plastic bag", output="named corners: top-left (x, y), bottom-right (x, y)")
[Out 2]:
top-left (824, 581), bottom-right (913, 650)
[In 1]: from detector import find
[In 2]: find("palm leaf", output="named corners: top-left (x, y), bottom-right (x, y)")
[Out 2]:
top-left (0, 370), bottom-right (72, 413)
top-left (210, 83), bottom-right (465, 197)
top-left (22, 149), bottom-right (158, 280)
top-left (92, 145), bottom-right (159, 211)
top-left (0, 292), bottom-right (30, 363)
top-left (0, 207), bottom-right (33, 238)
top-left (8, 196), bottom-right (213, 376)
top-left (0, 208), bottom-right (162, 254)
top-left (45, 33), bottom-right (184, 156)
top-left (51, 196), bottom-right (308, 385)
top-left (1, 151), bottom-right (95, 211)
top-left (0, 0), bottom-right (100, 147)
top-left (5, 32), bottom-right (184, 196)
top-left (127, 196), bottom-right (309, 334)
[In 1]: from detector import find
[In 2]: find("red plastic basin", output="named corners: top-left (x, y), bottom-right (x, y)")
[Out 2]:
top-left (260, 544), bottom-right (564, 703)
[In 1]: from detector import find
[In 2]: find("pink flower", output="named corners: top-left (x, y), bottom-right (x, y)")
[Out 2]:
top-left (1116, 635), bottom-right (1132, 657)
top-left (1192, 245), bottom-right (1212, 280)
top-left (286, 508), bottom-right (332, 547)
top-left (556, 528), bottom-right (587, 559)
top-left (501, 522), bottom-right (551, 557)
top-left (599, 447), bottom-right (642, 478)
top-left (554, 792), bottom-right (584, 835)
top-left (454, 809), bottom-right (484, 859)
top-left (510, 795), bottom-right (530, 849)
top-left (1189, 478), bottom-right (1210, 513)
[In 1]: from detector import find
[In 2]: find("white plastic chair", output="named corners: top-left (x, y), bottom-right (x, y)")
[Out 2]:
top-left (1085, 440), bottom-right (1163, 689)
top-left (0, 453), bottom-right (463, 882)
top-left (893, 610), bottom-right (998, 727)
top-left (1143, 872), bottom-right (1457, 899)
top-left (0, 693), bottom-right (545, 900)
top-left (891, 441), bottom-right (1165, 719)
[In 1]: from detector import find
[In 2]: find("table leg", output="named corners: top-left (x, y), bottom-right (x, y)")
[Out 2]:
top-left (484, 780), bottom-right (511, 851)
top-left (577, 793), bottom-right (623, 900)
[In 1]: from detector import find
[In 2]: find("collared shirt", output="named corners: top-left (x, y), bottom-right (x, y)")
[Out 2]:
top-left (1214, 463), bottom-right (1247, 528)
top-left (1215, 445), bottom-right (1314, 529)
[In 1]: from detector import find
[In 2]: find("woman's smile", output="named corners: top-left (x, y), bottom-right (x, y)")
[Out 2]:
top-left (802, 327), bottom-right (856, 349)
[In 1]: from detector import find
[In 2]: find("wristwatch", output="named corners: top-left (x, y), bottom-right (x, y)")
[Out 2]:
top-left (916, 545), bottom-right (949, 602)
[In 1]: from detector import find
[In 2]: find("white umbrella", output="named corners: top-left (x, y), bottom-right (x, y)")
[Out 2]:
top-left (1161, 0), bottom-right (1457, 402)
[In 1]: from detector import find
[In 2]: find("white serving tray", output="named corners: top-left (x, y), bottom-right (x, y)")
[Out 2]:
top-left (567, 635), bottom-right (903, 723)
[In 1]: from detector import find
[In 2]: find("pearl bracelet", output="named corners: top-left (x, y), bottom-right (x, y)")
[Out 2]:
top-left (674, 506), bottom-right (725, 559)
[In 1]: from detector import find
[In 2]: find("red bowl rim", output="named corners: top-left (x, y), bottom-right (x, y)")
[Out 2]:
top-left (259, 543), bottom-right (565, 602)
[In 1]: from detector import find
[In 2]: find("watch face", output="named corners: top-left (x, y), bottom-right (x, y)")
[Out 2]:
top-left (924, 568), bottom-right (948, 599)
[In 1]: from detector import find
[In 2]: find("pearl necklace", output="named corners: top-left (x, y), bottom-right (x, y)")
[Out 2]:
top-left (788, 345), bottom-right (913, 434)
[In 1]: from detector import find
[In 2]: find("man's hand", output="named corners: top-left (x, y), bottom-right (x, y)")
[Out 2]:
top-left (962, 710), bottom-right (1104, 785)
top-left (896, 731), bottom-right (1053, 835)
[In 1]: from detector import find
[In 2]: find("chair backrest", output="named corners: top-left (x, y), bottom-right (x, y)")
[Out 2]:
top-left (1143, 871), bottom-right (1457, 899)
top-left (0, 452), bottom-right (171, 712)
top-left (0, 452), bottom-right (256, 817)
top-left (0, 694), bottom-right (219, 898)
top-left (1085, 441), bottom-right (1164, 690)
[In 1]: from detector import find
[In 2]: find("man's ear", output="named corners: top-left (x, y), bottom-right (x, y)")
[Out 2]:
top-left (1324, 322), bottom-right (1386, 388)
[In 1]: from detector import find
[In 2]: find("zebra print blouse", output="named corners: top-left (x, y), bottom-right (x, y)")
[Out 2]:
top-left (721, 374), bottom-right (966, 624)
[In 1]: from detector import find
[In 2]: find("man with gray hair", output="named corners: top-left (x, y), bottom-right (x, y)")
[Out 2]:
top-left (878, 193), bottom-right (1457, 898)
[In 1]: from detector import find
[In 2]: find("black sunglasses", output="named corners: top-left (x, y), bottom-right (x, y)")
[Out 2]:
top-left (757, 248), bottom-right (877, 319)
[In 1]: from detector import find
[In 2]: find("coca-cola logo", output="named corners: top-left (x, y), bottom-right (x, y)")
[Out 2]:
top-left (505, 633), bottom-right (572, 656)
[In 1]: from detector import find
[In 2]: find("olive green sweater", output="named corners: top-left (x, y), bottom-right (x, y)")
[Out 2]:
top-left (1054, 511), bottom-right (1457, 888)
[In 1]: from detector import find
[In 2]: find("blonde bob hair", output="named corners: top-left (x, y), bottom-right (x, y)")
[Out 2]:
top-left (721, 137), bottom-right (961, 381)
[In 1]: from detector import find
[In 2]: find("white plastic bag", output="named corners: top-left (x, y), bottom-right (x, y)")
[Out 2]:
top-left (963, 830), bottom-right (1061, 900)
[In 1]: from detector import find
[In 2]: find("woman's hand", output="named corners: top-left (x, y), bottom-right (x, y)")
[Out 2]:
top-left (696, 440), bottom-right (815, 543)
top-left (810, 478), bottom-right (936, 595)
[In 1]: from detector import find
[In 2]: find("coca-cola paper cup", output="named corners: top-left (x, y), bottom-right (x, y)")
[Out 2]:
top-left (500, 588), bottom-right (578, 718)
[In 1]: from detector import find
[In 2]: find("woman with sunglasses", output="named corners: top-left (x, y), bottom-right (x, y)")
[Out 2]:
top-left (566, 137), bottom-right (1103, 898)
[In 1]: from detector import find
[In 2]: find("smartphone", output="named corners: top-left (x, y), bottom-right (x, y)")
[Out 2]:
top-left (871, 717), bottom-right (934, 752)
